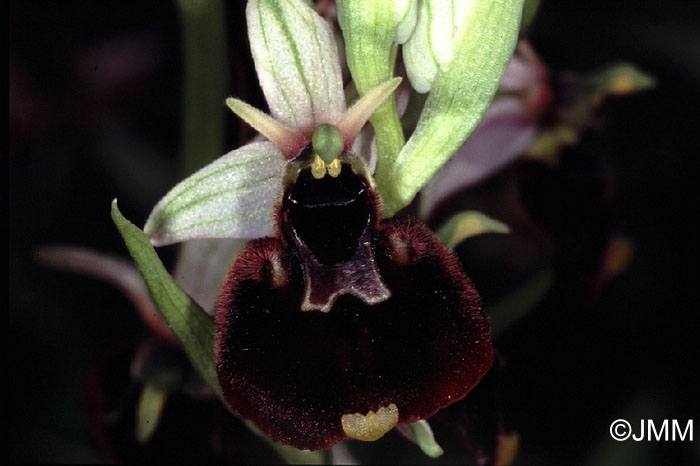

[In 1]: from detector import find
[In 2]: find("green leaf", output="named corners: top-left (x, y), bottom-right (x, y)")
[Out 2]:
top-left (435, 210), bottom-right (510, 249)
top-left (337, 0), bottom-right (415, 199)
top-left (144, 142), bottom-right (284, 246)
top-left (112, 199), bottom-right (222, 399)
top-left (382, 0), bottom-right (524, 216)
top-left (247, 0), bottom-right (345, 135)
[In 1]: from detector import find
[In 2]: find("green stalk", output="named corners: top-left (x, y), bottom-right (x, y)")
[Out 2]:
top-left (371, 43), bottom-right (406, 198)
top-left (176, 0), bottom-right (229, 177)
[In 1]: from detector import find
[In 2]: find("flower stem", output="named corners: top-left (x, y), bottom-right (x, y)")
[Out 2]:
top-left (369, 43), bottom-right (406, 212)
top-left (176, 0), bottom-right (229, 177)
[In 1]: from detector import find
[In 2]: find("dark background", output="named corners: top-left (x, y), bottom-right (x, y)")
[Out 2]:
top-left (9, 1), bottom-right (700, 463)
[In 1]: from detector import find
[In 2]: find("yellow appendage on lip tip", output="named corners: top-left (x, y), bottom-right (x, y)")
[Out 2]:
top-left (341, 403), bottom-right (399, 441)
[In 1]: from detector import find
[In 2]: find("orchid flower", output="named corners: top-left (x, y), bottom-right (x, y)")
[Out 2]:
top-left (108, 0), bottom-right (525, 455)
top-left (35, 0), bottom-right (659, 460)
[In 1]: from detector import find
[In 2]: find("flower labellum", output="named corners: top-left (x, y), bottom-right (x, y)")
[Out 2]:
top-left (215, 126), bottom-right (493, 450)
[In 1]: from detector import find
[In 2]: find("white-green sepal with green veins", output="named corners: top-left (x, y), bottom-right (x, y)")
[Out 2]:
top-left (144, 142), bottom-right (284, 246)
top-left (383, 0), bottom-right (524, 217)
top-left (247, 0), bottom-right (345, 136)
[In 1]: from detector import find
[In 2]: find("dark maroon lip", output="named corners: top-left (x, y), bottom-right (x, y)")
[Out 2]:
top-left (214, 160), bottom-right (493, 450)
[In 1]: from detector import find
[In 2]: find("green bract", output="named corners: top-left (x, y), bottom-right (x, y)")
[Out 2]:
top-left (112, 199), bottom-right (221, 396)
top-left (387, 0), bottom-right (524, 216)
top-left (404, 0), bottom-right (473, 93)
top-left (339, 0), bottom-right (524, 216)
